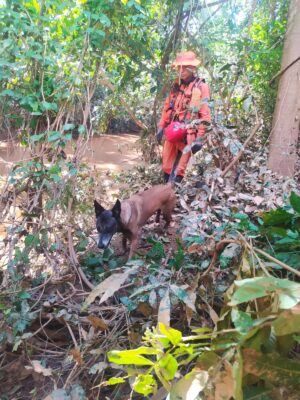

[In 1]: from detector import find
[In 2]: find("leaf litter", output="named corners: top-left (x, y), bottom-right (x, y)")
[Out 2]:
top-left (1, 124), bottom-right (300, 399)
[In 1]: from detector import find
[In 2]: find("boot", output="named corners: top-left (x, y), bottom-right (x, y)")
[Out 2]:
top-left (175, 175), bottom-right (183, 183)
top-left (164, 172), bottom-right (170, 183)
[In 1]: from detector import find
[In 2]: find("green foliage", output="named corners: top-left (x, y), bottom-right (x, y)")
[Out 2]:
top-left (80, 248), bottom-right (122, 282)
top-left (229, 276), bottom-right (300, 309)
top-left (0, 1), bottom-right (293, 397)
top-left (0, 291), bottom-right (38, 347)
top-left (106, 322), bottom-right (209, 395)
top-left (105, 275), bottom-right (300, 398)
top-left (1, 0), bottom-right (288, 142)
top-left (241, 2), bottom-right (288, 129)
top-left (81, 240), bottom-right (198, 314)
top-left (222, 192), bottom-right (300, 272)
top-left (259, 192), bottom-right (300, 270)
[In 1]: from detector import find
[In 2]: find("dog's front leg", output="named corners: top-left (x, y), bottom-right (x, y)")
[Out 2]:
top-left (128, 231), bottom-right (139, 260)
top-left (122, 235), bottom-right (128, 254)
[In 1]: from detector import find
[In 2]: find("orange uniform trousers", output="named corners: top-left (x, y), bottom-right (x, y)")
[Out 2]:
top-left (162, 133), bottom-right (195, 177)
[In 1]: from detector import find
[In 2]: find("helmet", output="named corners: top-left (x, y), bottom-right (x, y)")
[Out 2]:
top-left (165, 121), bottom-right (187, 143)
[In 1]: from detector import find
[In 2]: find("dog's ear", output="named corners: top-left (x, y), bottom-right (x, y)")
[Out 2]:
top-left (94, 200), bottom-right (105, 216)
top-left (112, 199), bottom-right (121, 218)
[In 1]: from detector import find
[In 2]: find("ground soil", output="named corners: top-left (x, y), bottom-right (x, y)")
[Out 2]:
top-left (0, 133), bottom-right (141, 175)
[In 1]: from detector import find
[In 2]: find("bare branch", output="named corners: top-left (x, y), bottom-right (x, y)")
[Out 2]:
top-left (221, 122), bottom-right (262, 178)
top-left (99, 71), bottom-right (148, 131)
top-left (269, 56), bottom-right (300, 85)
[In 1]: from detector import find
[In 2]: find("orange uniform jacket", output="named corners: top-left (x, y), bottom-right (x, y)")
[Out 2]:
top-left (159, 77), bottom-right (211, 176)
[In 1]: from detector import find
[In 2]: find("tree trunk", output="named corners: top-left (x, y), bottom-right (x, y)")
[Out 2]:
top-left (268, 0), bottom-right (300, 177)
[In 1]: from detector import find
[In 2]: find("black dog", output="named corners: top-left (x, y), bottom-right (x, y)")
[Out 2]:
top-left (94, 199), bottom-right (121, 250)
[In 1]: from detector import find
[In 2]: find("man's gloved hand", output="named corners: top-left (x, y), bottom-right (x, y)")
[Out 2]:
top-left (191, 143), bottom-right (202, 154)
top-left (156, 128), bottom-right (164, 145)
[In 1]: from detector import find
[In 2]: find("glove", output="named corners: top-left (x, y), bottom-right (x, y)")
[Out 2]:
top-left (191, 143), bottom-right (202, 154)
top-left (156, 128), bottom-right (164, 145)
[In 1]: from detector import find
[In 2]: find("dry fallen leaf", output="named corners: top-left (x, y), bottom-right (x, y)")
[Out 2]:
top-left (128, 330), bottom-right (142, 345)
top-left (157, 288), bottom-right (170, 328)
top-left (245, 205), bottom-right (256, 213)
top-left (187, 243), bottom-right (202, 254)
top-left (25, 360), bottom-right (52, 377)
top-left (84, 267), bottom-right (137, 306)
top-left (70, 348), bottom-right (84, 365)
top-left (214, 361), bottom-right (235, 400)
top-left (137, 302), bottom-right (153, 317)
top-left (87, 315), bottom-right (108, 331)
top-left (186, 290), bottom-right (197, 327)
top-left (253, 195), bottom-right (264, 205)
top-left (180, 197), bottom-right (191, 212)
top-left (149, 289), bottom-right (157, 309)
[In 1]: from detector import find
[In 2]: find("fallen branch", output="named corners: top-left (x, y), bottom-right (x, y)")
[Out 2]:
top-left (254, 247), bottom-right (300, 278)
top-left (67, 226), bottom-right (94, 290)
top-left (221, 122), bottom-right (262, 178)
top-left (67, 199), bottom-right (94, 290)
top-left (244, 241), bottom-right (271, 276)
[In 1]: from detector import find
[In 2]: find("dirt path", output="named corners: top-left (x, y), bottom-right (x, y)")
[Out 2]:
top-left (0, 133), bottom-right (141, 175)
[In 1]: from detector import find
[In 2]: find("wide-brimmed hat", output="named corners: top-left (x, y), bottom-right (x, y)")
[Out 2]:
top-left (172, 51), bottom-right (201, 68)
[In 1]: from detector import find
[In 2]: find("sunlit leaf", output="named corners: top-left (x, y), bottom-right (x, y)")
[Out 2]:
top-left (158, 353), bottom-right (178, 380)
top-left (133, 374), bottom-right (157, 395)
top-left (229, 277), bottom-right (300, 309)
top-left (108, 347), bottom-right (157, 366)
top-left (105, 377), bottom-right (126, 385)
top-left (158, 323), bottom-right (182, 346)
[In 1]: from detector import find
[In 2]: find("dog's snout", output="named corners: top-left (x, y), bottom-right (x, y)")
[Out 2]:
top-left (98, 233), bottom-right (112, 249)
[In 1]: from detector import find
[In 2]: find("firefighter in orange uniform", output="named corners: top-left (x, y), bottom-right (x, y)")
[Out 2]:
top-left (156, 51), bottom-right (211, 183)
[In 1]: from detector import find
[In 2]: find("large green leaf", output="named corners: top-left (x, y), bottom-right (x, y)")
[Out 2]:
top-left (231, 309), bottom-right (254, 334)
top-left (47, 131), bottom-right (62, 142)
top-left (243, 387), bottom-right (272, 400)
top-left (42, 101), bottom-right (58, 112)
top-left (272, 306), bottom-right (300, 336)
top-left (229, 277), bottom-right (300, 309)
top-left (30, 133), bottom-right (45, 142)
top-left (243, 348), bottom-right (300, 390)
top-left (290, 192), bottom-right (300, 213)
top-left (158, 354), bottom-right (178, 380)
top-left (108, 347), bottom-right (157, 366)
top-left (159, 323), bottom-right (182, 346)
top-left (262, 209), bottom-right (293, 227)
